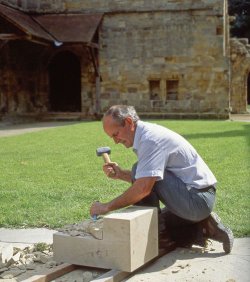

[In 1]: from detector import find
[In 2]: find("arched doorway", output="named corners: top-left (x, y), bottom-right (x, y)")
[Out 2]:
top-left (49, 51), bottom-right (81, 112)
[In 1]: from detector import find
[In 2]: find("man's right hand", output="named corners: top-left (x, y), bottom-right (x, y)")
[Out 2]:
top-left (103, 162), bottom-right (121, 179)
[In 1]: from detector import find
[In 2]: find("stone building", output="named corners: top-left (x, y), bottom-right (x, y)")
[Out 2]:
top-left (0, 0), bottom-right (249, 121)
top-left (230, 38), bottom-right (250, 113)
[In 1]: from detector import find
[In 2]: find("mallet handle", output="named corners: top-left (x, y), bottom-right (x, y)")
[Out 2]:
top-left (102, 153), bottom-right (111, 163)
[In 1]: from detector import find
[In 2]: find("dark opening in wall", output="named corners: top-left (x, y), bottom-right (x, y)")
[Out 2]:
top-left (149, 80), bottom-right (160, 100)
top-left (216, 26), bottom-right (223, 35)
top-left (149, 80), bottom-right (163, 107)
top-left (247, 73), bottom-right (250, 106)
top-left (49, 51), bottom-right (81, 112)
top-left (166, 80), bottom-right (178, 100)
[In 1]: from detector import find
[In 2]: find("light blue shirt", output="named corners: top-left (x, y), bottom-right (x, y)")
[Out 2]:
top-left (133, 120), bottom-right (217, 189)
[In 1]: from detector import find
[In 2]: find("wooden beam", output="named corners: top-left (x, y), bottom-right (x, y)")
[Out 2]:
top-left (20, 243), bottom-right (176, 282)
top-left (0, 33), bottom-right (50, 46)
top-left (27, 37), bottom-right (51, 46)
top-left (92, 269), bottom-right (130, 282)
top-left (0, 33), bottom-right (25, 40)
top-left (88, 46), bottom-right (100, 77)
top-left (92, 244), bottom-right (177, 282)
top-left (21, 263), bottom-right (76, 282)
top-left (85, 41), bottom-right (99, 49)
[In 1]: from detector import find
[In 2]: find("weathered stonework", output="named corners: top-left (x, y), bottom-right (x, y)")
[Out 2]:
top-left (0, 0), bottom-right (225, 14)
top-left (0, 0), bottom-right (248, 120)
top-left (99, 10), bottom-right (229, 115)
top-left (230, 38), bottom-right (250, 113)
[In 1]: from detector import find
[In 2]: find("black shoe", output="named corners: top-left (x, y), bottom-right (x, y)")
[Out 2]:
top-left (201, 212), bottom-right (234, 254)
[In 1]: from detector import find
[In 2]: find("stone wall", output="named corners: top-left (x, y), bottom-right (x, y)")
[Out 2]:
top-left (0, 0), bottom-right (232, 118)
top-left (230, 38), bottom-right (250, 113)
top-left (0, 0), bottom-right (224, 14)
top-left (99, 10), bottom-right (229, 115)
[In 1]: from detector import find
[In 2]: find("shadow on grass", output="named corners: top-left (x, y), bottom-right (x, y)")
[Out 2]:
top-left (182, 124), bottom-right (250, 168)
top-left (182, 124), bottom-right (250, 140)
top-left (0, 121), bottom-right (81, 130)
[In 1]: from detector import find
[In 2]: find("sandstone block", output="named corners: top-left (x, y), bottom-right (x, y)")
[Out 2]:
top-left (53, 206), bottom-right (158, 272)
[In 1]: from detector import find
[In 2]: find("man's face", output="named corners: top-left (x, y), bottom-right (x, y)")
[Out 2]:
top-left (102, 115), bottom-right (136, 148)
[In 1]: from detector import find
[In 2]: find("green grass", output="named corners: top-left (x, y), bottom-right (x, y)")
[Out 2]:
top-left (0, 120), bottom-right (249, 238)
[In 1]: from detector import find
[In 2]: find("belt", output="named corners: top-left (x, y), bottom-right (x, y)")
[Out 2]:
top-left (195, 185), bottom-right (216, 193)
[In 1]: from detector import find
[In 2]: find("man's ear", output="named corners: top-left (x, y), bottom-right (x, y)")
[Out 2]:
top-left (125, 117), bottom-right (135, 131)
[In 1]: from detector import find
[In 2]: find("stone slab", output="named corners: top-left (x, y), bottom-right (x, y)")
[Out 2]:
top-left (125, 238), bottom-right (250, 282)
top-left (53, 206), bottom-right (158, 272)
top-left (0, 228), bottom-right (57, 247)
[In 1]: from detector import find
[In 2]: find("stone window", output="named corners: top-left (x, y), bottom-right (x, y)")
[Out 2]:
top-left (149, 80), bottom-right (160, 100)
top-left (149, 80), bottom-right (163, 107)
top-left (166, 80), bottom-right (178, 100)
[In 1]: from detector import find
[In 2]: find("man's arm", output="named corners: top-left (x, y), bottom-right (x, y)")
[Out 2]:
top-left (115, 169), bottom-right (132, 182)
top-left (103, 163), bottom-right (132, 183)
top-left (90, 176), bottom-right (157, 216)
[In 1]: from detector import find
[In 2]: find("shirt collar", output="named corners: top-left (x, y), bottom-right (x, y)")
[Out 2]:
top-left (133, 120), bottom-right (143, 153)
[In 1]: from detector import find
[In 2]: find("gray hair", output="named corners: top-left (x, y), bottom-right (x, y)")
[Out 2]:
top-left (103, 105), bottom-right (140, 126)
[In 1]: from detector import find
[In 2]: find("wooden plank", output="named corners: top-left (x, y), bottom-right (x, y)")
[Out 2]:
top-left (92, 243), bottom-right (177, 282)
top-left (0, 33), bottom-right (50, 46)
top-left (21, 263), bottom-right (76, 282)
top-left (91, 269), bottom-right (130, 282)
top-left (21, 243), bottom-right (176, 282)
top-left (0, 33), bottom-right (25, 40)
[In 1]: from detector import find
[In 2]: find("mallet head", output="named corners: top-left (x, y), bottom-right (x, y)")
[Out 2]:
top-left (96, 146), bottom-right (111, 157)
top-left (96, 146), bottom-right (116, 176)
top-left (96, 146), bottom-right (111, 163)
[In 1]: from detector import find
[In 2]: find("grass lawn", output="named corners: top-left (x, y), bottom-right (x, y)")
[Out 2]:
top-left (0, 120), bottom-right (249, 237)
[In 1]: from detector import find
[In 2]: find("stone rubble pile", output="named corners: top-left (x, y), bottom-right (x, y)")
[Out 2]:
top-left (0, 242), bottom-right (57, 280)
top-left (57, 219), bottom-right (104, 240)
top-left (0, 219), bottom-right (104, 280)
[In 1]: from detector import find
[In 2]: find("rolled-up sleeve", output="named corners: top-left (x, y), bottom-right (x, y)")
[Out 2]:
top-left (135, 140), bottom-right (168, 180)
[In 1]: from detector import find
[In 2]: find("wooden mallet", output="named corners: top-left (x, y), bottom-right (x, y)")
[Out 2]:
top-left (96, 146), bottom-right (112, 163)
top-left (96, 146), bottom-right (116, 176)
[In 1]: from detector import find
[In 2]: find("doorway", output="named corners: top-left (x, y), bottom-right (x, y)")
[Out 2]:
top-left (248, 73), bottom-right (250, 112)
top-left (49, 51), bottom-right (81, 112)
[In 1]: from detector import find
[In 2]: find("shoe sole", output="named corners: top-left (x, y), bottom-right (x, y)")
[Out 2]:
top-left (210, 212), bottom-right (234, 254)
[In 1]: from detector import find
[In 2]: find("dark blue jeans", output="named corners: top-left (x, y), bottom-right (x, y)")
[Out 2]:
top-left (132, 163), bottom-right (216, 223)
